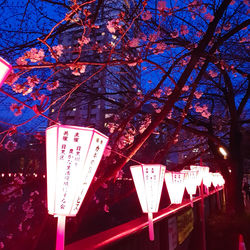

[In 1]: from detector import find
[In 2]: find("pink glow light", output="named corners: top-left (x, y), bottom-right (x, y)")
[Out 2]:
top-left (0, 57), bottom-right (11, 88)
top-left (46, 125), bottom-right (108, 216)
top-left (165, 172), bottom-right (185, 204)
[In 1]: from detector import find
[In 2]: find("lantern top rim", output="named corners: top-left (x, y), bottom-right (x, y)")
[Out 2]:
top-left (46, 124), bottom-right (109, 139)
top-left (130, 164), bottom-right (166, 169)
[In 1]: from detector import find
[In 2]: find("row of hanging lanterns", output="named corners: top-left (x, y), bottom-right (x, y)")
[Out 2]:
top-left (130, 164), bottom-right (225, 241)
top-left (1, 57), bottom-right (226, 248)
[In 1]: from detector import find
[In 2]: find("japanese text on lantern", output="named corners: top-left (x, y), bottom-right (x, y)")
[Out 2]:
top-left (58, 130), bottom-right (83, 212)
top-left (72, 136), bottom-right (104, 213)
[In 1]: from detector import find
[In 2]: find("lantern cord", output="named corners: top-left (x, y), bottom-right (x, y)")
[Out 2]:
top-left (111, 149), bottom-right (143, 165)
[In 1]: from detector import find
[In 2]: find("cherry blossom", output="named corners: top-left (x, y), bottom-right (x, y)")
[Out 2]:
top-left (107, 19), bottom-right (121, 33)
top-left (142, 10), bottom-right (152, 21)
top-left (10, 103), bottom-right (24, 116)
top-left (155, 42), bottom-right (167, 54)
top-left (154, 89), bottom-right (162, 98)
top-left (128, 38), bottom-right (140, 48)
top-left (27, 76), bottom-right (39, 88)
top-left (194, 91), bottom-right (203, 99)
top-left (139, 115), bottom-right (151, 134)
top-left (164, 87), bottom-right (172, 96)
top-left (25, 48), bottom-right (45, 63)
top-left (70, 65), bottom-right (86, 76)
top-left (78, 36), bottom-right (90, 46)
top-left (157, 1), bottom-right (167, 12)
top-left (5, 140), bottom-right (17, 152)
top-left (16, 56), bottom-right (27, 65)
top-left (182, 85), bottom-right (189, 92)
top-left (201, 110), bottom-right (211, 119)
top-left (170, 29), bottom-right (179, 38)
top-left (52, 44), bottom-right (64, 58)
top-left (204, 13), bottom-right (214, 22)
top-left (180, 25), bottom-right (189, 36)
top-left (47, 80), bottom-right (60, 91)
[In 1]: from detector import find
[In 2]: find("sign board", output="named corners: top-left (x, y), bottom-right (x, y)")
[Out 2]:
top-left (177, 208), bottom-right (194, 245)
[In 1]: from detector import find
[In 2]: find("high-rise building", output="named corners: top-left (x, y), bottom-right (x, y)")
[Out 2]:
top-left (50, 0), bottom-right (141, 131)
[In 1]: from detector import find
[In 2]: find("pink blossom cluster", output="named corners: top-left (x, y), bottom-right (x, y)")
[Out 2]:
top-left (194, 103), bottom-right (211, 118)
top-left (154, 89), bottom-right (163, 98)
top-left (10, 103), bottom-right (24, 116)
top-left (128, 38), bottom-right (140, 48)
top-left (180, 25), bottom-right (189, 36)
top-left (164, 87), bottom-right (173, 96)
top-left (47, 80), bottom-right (59, 91)
top-left (208, 70), bottom-right (218, 78)
top-left (78, 36), bottom-right (90, 46)
top-left (142, 10), bottom-right (152, 21)
top-left (194, 91), bottom-right (203, 99)
top-left (70, 65), bottom-right (86, 76)
top-left (51, 44), bottom-right (64, 58)
top-left (107, 19), bottom-right (122, 33)
top-left (154, 42), bottom-right (167, 54)
top-left (27, 75), bottom-right (39, 88)
top-left (4, 140), bottom-right (17, 152)
top-left (12, 83), bottom-right (33, 96)
top-left (26, 48), bottom-right (45, 63)
top-left (139, 115), bottom-right (151, 134)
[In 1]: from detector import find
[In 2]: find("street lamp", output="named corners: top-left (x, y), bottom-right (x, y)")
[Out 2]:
top-left (0, 57), bottom-right (12, 88)
top-left (130, 164), bottom-right (166, 241)
top-left (219, 147), bottom-right (227, 159)
top-left (46, 125), bottom-right (108, 250)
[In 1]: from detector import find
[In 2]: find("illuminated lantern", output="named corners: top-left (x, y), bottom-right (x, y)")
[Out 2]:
top-left (181, 170), bottom-right (198, 205)
top-left (212, 173), bottom-right (225, 187)
top-left (203, 171), bottom-right (212, 194)
top-left (190, 165), bottom-right (208, 186)
top-left (190, 165), bottom-right (210, 193)
top-left (0, 57), bottom-right (12, 88)
top-left (130, 164), bottom-right (166, 241)
top-left (46, 125), bottom-right (108, 250)
top-left (165, 171), bottom-right (185, 204)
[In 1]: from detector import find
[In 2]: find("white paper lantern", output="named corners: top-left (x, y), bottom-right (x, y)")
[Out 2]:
top-left (165, 171), bottom-right (185, 204)
top-left (46, 124), bottom-right (108, 250)
top-left (130, 164), bottom-right (166, 241)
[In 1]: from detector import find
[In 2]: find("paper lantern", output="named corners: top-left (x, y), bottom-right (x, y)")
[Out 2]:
top-left (165, 171), bottom-right (185, 204)
top-left (130, 164), bottom-right (166, 241)
top-left (0, 57), bottom-right (12, 88)
top-left (181, 170), bottom-right (198, 204)
top-left (203, 171), bottom-right (212, 194)
top-left (46, 124), bottom-right (108, 250)
top-left (212, 173), bottom-right (225, 187)
top-left (190, 165), bottom-right (208, 186)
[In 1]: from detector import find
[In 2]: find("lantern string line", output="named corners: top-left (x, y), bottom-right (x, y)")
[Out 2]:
top-left (110, 149), bottom-right (143, 165)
